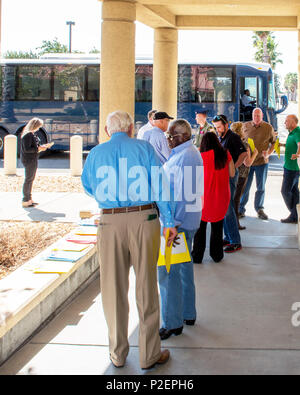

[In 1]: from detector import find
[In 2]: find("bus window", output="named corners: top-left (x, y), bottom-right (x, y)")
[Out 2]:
top-left (16, 65), bottom-right (51, 100)
top-left (54, 65), bottom-right (85, 102)
top-left (178, 65), bottom-right (233, 103)
top-left (244, 77), bottom-right (257, 102)
top-left (135, 65), bottom-right (152, 102)
top-left (268, 78), bottom-right (276, 109)
top-left (258, 77), bottom-right (263, 107)
top-left (87, 66), bottom-right (99, 101)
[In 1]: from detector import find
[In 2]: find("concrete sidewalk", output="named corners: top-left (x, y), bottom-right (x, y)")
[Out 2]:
top-left (1, 173), bottom-right (300, 375)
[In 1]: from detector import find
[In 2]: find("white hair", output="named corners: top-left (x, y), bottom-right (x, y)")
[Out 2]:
top-left (106, 111), bottom-right (133, 136)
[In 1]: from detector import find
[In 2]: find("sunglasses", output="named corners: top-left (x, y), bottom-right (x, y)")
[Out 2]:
top-left (166, 133), bottom-right (182, 141)
top-left (212, 115), bottom-right (227, 124)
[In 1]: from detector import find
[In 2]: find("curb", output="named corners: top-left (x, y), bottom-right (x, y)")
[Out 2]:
top-left (0, 242), bottom-right (99, 366)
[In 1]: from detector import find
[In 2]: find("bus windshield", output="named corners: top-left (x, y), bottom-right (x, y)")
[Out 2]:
top-left (268, 78), bottom-right (276, 109)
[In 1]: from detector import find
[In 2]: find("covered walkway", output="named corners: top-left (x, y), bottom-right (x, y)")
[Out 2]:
top-left (0, 173), bottom-right (300, 375)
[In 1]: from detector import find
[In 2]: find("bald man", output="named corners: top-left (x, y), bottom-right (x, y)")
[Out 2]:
top-left (239, 108), bottom-right (277, 220)
top-left (280, 115), bottom-right (300, 223)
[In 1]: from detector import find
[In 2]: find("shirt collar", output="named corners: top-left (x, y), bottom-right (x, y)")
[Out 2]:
top-left (290, 126), bottom-right (300, 134)
top-left (170, 139), bottom-right (193, 155)
top-left (110, 132), bottom-right (130, 140)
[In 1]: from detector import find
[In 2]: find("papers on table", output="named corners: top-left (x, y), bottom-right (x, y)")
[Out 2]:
top-left (158, 232), bottom-right (191, 273)
top-left (34, 261), bottom-right (76, 274)
top-left (31, 223), bottom-right (98, 274)
top-left (74, 226), bottom-right (98, 236)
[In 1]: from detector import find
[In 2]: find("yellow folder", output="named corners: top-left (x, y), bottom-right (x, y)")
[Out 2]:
top-left (248, 138), bottom-right (256, 153)
top-left (34, 261), bottom-right (75, 274)
top-left (158, 232), bottom-right (191, 273)
top-left (274, 138), bottom-right (280, 159)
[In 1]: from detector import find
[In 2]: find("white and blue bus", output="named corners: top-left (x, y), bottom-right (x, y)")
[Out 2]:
top-left (0, 55), bottom-right (287, 157)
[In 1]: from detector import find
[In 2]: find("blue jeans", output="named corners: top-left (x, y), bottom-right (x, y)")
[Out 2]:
top-left (158, 228), bottom-right (196, 330)
top-left (224, 170), bottom-right (241, 245)
top-left (239, 163), bottom-right (269, 214)
top-left (281, 168), bottom-right (299, 221)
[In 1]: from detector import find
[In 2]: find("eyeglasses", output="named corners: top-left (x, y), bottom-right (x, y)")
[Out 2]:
top-left (166, 133), bottom-right (182, 141)
top-left (212, 115), bottom-right (227, 124)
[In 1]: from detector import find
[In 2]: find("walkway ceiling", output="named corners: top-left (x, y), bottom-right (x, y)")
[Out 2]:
top-left (134, 0), bottom-right (300, 30)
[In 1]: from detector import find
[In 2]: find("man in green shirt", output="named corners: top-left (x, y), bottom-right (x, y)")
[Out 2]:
top-left (281, 114), bottom-right (300, 224)
top-left (194, 110), bottom-right (215, 148)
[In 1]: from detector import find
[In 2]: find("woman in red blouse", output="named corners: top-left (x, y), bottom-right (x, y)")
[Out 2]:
top-left (192, 132), bottom-right (235, 263)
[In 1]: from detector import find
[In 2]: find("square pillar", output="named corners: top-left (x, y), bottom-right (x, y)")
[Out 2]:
top-left (298, 29), bottom-right (300, 119)
top-left (153, 28), bottom-right (178, 119)
top-left (100, 0), bottom-right (136, 142)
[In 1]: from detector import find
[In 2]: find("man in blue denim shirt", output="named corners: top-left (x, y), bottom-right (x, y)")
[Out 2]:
top-left (158, 119), bottom-right (204, 340)
top-left (143, 111), bottom-right (173, 164)
top-left (82, 111), bottom-right (177, 369)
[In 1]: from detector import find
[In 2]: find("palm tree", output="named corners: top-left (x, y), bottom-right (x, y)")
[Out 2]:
top-left (252, 31), bottom-right (282, 70)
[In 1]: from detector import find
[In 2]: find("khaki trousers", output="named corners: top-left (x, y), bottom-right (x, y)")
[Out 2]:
top-left (97, 208), bottom-right (161, 368)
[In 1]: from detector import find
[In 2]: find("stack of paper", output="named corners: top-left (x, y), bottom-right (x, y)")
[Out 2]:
top-left (34, 261), bottom-right (76, 274)
top-left (74, 226), bottom-right (98, 236)
top-left (66, 235), bottom-right (97, 244)
top-left (52, 241), bottom-right (90, 252)
top-left (46, 250), bottom-right (88, 262)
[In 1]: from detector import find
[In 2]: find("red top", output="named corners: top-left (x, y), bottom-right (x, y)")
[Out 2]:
top-left (201, 149), bottom-right (231, 223)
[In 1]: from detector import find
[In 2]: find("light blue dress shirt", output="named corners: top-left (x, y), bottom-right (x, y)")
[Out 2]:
top-left (142, 126), bottom-right (171, 165)
top-left (81, 132), bottom-right (175, 228)
top-left (163, 140), bottom-right (204, 230)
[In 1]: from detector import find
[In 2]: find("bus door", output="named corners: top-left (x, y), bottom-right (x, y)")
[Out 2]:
top-left (239, 76), bottom-right (263, 121)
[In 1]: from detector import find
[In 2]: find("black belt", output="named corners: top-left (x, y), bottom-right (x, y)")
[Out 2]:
top-left (102, 203), bottom-right (156, 214)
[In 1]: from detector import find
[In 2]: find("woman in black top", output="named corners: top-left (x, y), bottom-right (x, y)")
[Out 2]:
top-left (21, 118), bottom-right (48, 207)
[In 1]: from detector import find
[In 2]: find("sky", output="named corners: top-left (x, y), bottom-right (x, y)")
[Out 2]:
top-left (1, 0), bottom-right (298, 82)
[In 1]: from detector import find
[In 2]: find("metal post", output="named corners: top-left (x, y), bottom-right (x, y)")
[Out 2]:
top-left (66, 21), bottom-right (75, 53)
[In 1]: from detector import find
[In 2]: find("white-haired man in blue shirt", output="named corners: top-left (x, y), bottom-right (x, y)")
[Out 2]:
top-left (81, 110), bottom-right (177, 370)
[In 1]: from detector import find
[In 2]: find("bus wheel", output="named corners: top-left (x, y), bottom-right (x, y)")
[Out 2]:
top-left (0, 128), bottom-right (9, 159)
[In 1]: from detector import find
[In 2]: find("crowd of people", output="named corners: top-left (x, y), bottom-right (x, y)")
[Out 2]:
top-left (20, 105), bottom-right (299, 371)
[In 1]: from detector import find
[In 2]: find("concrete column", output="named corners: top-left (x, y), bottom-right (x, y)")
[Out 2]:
top-left (0, 0), bottom-right (2, 57)
top-left (100, 0), bottom-right (136, 143)
top-left (4, 135), bottom-right (17, 175)
top-left (70, 135), bottom-right (82, 176)
top-left (298, 30), bottom-right (300, 119)
top-left (153, 28), bottom-right (178, 118)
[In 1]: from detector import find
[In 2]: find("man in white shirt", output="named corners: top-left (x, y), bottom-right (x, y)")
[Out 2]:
top-left (241, 89), bottom-right (256, 109)
top-left (137, 109), bottom-right (157, 139)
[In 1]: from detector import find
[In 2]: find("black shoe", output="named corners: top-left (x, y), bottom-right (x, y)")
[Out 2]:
top-left (159, 326), bottom-right (183, 340)
top-left (224, 244), bottom-right (242, 253)
top-left (257, 209), bottom-right (268, 220)
top-left (238, 224), bottom-right (246, 230)
top-left (238, 212), bottom-right (245, 219)
top-left (281, 217), bottom-right (297, 224)
top-left (184, 319), bottom-right (195, 326)
top-left (223, 239), bottom-right (230, 247)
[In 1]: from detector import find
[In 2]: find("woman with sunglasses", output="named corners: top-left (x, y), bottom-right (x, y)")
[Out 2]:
top-left (192, 132), bottom-right (235, 263)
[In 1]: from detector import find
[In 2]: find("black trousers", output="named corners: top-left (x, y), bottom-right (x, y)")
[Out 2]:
top-left (192, 219), bottom-right (224, 263)
top-left (22, 159), bottom-right (38, 202)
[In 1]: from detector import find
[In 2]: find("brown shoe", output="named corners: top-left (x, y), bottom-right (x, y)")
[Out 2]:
top-left (142, 349), bottom-right (170, 370)
top-left (22, 201), bottom-right (34, 208)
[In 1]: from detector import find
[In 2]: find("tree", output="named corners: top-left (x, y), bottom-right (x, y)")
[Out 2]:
top-left (37, 37), bottom-right (68, 55)
top-left (284, 72), bottom-right (298, 101)
top-left (89, 47), bottom-right (100, 54)
top-left (252, 31), bottom-right (283, 70)
top-left (4, 50), bottom-right (38, 59)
